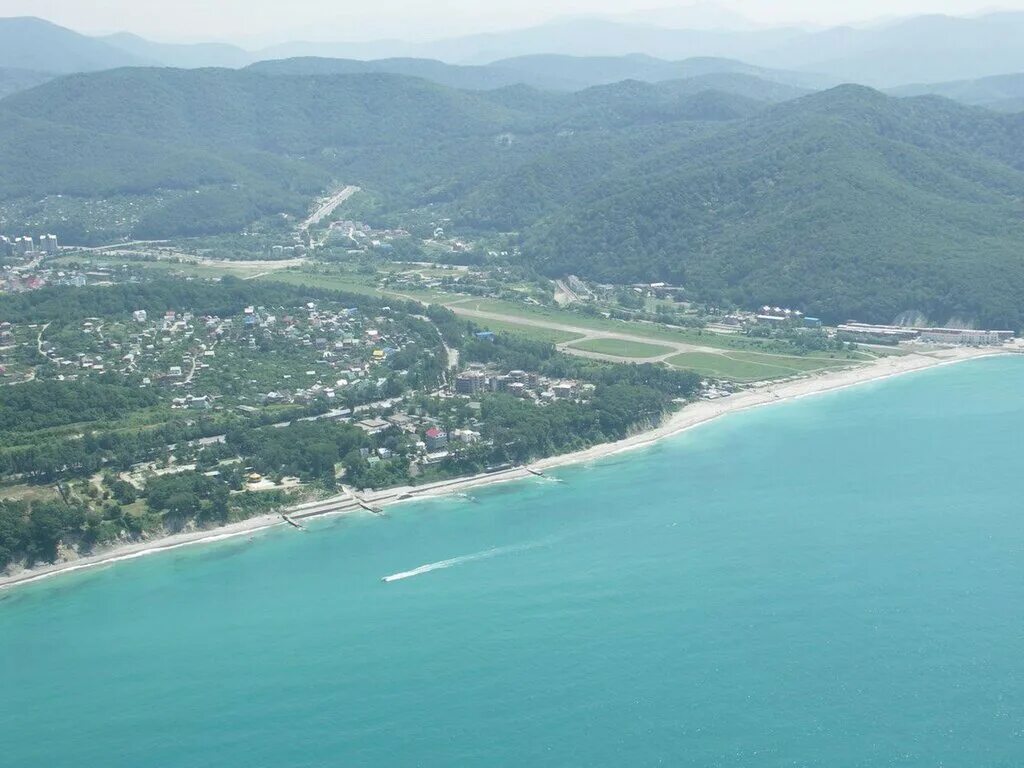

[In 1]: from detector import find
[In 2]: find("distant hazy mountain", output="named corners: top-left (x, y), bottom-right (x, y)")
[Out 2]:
top-left (8, 12), bottom-right (1024, 89)
top-left (605, 2), bottom-right (759, 31)
top-left (247, 12), bottom-right (1024, 86)
top-left (100, 32), bottom-right (253, 69)
top-left (0, 17), bottom-right (152, 72)
top-left (559, 79), bottom-right (770, 125)
top-left (248, 54), bottom-right (822, 95)
top-left (889, 73), bottom-right (1024, 113)
top-left (246, 57), bottom-right (581, 91)
top-left (651, 72), bottom-right (809, 102)
top-left (0, 67), bottom-right (54, 100)
top-left (252, 18), bottom-right (802, 66)
top-left (753, 12), bottom-right (1024, 86)
top-left (491, 54), bottom-right (832, 90)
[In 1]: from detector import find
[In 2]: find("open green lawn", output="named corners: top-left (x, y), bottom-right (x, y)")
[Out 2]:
top-left (667, 351), bottom-right (856, 381)
top-left (568, 337), bottom-right (675, 359)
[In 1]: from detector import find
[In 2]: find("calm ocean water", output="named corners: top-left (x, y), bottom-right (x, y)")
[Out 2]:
top-left (3, 356), bottom-right (1024, 767)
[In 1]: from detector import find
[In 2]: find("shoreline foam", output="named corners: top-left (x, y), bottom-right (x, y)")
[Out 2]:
top-left (0, 345), bottom-right (1006, 591)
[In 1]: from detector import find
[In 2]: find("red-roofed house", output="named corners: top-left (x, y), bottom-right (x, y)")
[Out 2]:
top-left (424, 426), bottom-right (448, 451)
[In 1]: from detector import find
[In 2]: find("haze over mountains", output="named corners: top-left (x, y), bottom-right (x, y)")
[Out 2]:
top-left (245, 55), bottom-right (823, 95)
top-left (4, 11), bottom-right (1024, 88)
top-left (891, 74), bottom-right (1024, 114)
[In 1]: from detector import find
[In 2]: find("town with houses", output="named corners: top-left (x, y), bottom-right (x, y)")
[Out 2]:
top-left (0, 226), bottom-right (1017, 399)
top-left (0, 218), bottom-right (1021, 578)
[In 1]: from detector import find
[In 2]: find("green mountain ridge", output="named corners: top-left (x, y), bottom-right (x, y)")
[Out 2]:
top-left (890, 74), bottom-right (1024, 113)
top-left (245, 56), bottom-right (582, 91)
top-left (0, 68), bottom-right (757, 211)
top-left (245, 54), bottom-right (820, 96)
top-left (0, 67), bottom-right (55, 100)
top-left (488, 53), bottom-right (831, 91)
top-left (523, 86), bottom-right (1024, 327)
top-left (2, 68), bottom-right (1024, 328)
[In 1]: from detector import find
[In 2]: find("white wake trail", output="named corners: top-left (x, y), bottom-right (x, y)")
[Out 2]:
top-left (381, 542), bottom-right (539, 583)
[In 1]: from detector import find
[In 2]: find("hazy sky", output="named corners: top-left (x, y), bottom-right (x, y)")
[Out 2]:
top-left (3, 0), bottom-right (1022, 43)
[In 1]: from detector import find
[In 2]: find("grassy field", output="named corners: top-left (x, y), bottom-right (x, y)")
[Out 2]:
top-left (55, 254), bottom-right (274, 280)
top-left (260, 269), bottom-right (466, 305)
top-left (55, 256), bottom-right (462, 303)
top-left (568, 338), bottom-right (675, 359)
top-left (724, 351), bottom-right (854, 372)
top-left (0, 483), bottom-right (60, 502)
top-left (667, 351), bottom-right (855, 381)
top-left (449, 298), bottom-right (787, 353)
top-left (468, 317), bottom-right (584, 344)
top-left (256, 269), bottom-right (387, 298)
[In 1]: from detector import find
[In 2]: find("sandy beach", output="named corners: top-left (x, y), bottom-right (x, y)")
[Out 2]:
top-left (0, 344), bottom-right (1009, 591)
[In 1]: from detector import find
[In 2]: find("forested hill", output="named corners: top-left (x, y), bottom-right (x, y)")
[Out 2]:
top-left (244, 57), bottom-right (575, 91)
top-left (523, 86), bottom-right (1024, 328)
top-left (3, 67), bottom-right (1024, 327)
top-left (0, 67), bottom-right (54, 100)
top-left (245, 54), bottom-right (821, 96)
top-left (889, 73), bottom-right (1024, 114)
top-left (0, 67), bottom-right (764, 230)
top-left (0, 68), bottom-right (540, 232)
top-left (0, 68), bottom-right (531, 153)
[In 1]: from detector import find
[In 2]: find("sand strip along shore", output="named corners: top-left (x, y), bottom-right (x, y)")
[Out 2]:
top-left (0, 345), bottom-right (1008, 591)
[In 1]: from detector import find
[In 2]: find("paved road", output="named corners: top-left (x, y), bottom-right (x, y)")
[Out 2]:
top-left (69, 239), bottom-right (172, 253)
top-left (301, 185), bottom-right (360, 230)
top-left (36, 322), bottom-right (50, 356)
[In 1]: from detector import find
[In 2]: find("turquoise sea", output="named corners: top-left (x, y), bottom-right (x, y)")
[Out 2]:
top-left (3, 356), bottom-right (1024, 767)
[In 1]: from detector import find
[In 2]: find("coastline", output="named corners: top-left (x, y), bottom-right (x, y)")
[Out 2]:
top-left (0, 345), bottom-right (1008, 591)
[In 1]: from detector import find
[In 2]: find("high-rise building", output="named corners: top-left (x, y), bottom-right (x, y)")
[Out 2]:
top-left (455, 371), bottom-right (486, 395)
